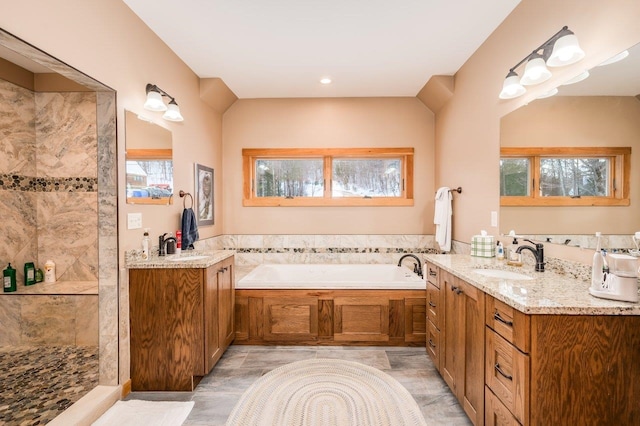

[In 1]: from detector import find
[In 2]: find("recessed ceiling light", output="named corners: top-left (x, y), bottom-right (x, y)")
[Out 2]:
top-left (320, 78), bottom-right (332, 85)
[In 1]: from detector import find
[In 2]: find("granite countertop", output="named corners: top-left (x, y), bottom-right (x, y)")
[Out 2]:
top-left (424, 254), bottom-right (640, 315)
top-left (126, 250), bottom-right (235, 269)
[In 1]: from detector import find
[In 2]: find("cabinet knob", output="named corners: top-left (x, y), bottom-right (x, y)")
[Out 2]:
top-left (428, 339), bottom-right (436, 349)
top-left (428, 301), bottom-right (437, 308)
top-left (429, 269), bottom-right (437, 277)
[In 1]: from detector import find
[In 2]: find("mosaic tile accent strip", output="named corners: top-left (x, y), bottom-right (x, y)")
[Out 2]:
top-left (231, 247), bottom-right (439, 254)
top-left (0, 174), bottom-right (97, 192)
top-left (0, 345), bottom-right (98, 425)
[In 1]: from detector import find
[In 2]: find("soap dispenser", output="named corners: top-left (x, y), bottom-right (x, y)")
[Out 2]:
top-left (3, 263), bottom-right (16, 292)
top-left (507, 237), bottom-right (522, 266)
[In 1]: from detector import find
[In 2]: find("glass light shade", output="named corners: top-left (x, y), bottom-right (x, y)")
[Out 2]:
top-left (499, 73), bottom-right (526, 99)
top-left (536, 87), bottom-right (558, 99)
top-left (520, 56), bottom-right (552, 85)
top-left (598, 50), bottom-right (629, 66)
top-left (162, 101), bottom-right (184, 122)
top-left (144, 90), bottom-right (167, 112)
top-left (546, 34), bottom-right (585, 67)
top-left (562, 70), bottom-right (589, 85)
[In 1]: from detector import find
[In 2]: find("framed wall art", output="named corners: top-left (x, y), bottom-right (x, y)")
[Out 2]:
top-left (195, 163), bottom-right (214, 226)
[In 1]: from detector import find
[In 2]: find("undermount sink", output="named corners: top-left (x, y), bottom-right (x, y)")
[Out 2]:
top-left (167, 255), bottom-right (210, 262)
top-left (472, 269), bottom-right (534, 280)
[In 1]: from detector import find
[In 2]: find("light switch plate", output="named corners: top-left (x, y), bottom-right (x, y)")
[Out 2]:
top-left (490, 211), bottom-right (498, 227)
top-left (127, 213), bottom-right (143, 230)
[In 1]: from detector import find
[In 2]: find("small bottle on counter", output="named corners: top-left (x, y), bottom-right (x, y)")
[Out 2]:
top-left (176, 230), bottom-right (182, 255)
top-left (24, 262), bottom-right (36, 286)
top-left (3, 263), bottom-right (16, 292)
top-left (44, 260), bottom-right (56, 283)
top-left (142, 228), bottom-right (150, 260)
top-left (496, 241), bottom-right (504, 260)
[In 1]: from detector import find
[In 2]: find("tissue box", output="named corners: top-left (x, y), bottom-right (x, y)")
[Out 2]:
top-left (471, 235), bottom-right (495, 257)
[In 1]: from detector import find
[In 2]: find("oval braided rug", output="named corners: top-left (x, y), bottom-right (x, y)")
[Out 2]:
top-left (225, 358), bottom-right (427, 426)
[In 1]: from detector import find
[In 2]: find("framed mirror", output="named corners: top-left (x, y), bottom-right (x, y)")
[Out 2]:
top-left (499, 43), bottom-right (640, 250)
top-left (125, 110), bottom-right (174, 204)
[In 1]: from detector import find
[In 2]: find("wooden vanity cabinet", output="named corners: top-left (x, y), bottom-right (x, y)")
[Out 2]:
top-left (129, 256), bottom-right (235, 391)
top-left (429, 262), bottom-right (640, 425)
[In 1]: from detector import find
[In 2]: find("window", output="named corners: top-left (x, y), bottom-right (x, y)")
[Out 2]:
top-left (500, 147), bottom-right (630, 206)
top-left (243, 148), bottom-right (414, 206)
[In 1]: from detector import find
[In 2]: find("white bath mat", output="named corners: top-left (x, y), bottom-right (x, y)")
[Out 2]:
top-left (92, 400), bottom-right (194, 426)
top-left (226, 358), bottom-right (427, 426)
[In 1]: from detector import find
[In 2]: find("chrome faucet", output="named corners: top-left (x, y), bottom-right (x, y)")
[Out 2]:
top-left (158, 233), bottom-right (177, 256)
top-left (516, 239), bottom-right (545, 272)
top-left (398, 254), bottom-right (423, 278)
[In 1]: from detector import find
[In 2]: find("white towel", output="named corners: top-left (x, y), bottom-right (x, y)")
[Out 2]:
top-left (434, 187), bottom-right (453, 252)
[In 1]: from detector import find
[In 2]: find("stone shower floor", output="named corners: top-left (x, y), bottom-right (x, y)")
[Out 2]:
top-left (0, 346), bottom-right (98, 425)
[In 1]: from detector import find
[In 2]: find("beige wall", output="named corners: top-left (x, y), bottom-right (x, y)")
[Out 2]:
top-left (0, 0), bottom-right (224, 253)
top-left (436, 0), bottom-right (640, 263)
top-left (501, 96), bottom-right (640, 234)
top-left (222, 97), bottom-right (435, 234)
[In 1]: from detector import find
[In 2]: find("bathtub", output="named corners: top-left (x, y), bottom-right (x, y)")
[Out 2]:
top-left (237, 263), bottom-right (425, 290)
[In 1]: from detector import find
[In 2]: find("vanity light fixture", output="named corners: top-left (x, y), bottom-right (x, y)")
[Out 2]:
top-left (499, 26), bottom-right (585, 99)
top-left (562, 70), bottom-right (590, 86)
top-left (598, 50), bottom-right (629, 66)
top-left (143, 83), bottom-right (184, 122)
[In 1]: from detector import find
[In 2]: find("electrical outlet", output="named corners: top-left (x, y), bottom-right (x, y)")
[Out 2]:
top-left (128, 213), bottom-right (143, 230)
top-left (491, 211), bottom-right (498, 227)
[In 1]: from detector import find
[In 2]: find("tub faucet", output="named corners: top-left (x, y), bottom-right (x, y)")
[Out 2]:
top-left (158, 233), bottom-right (177, 256)
top-left (516, 239), bottom-right (545, 272)
top-left (398, 254), bottom-right (423, 278)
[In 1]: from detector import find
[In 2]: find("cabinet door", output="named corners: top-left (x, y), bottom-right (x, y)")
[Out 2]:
top-left (218, 258), bottom-right (235, 350)
top-left (427, 281), bottom-right (442, 329)
top-left (441, 270), bottom-right (460, 392)
top-left (459, 279), bottom-right (485, 426)
top-left (441, 272), bottom-right (486, 426)
top-left (334, 297), bottom-right (389, 342)
top-left (130, 268), bottom-right (204, 391)
top-left (204, 265), bottom-right (221, 373)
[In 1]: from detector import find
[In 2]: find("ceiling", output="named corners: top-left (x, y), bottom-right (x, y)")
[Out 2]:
top-left (122, 0), bottom-right (521, 99)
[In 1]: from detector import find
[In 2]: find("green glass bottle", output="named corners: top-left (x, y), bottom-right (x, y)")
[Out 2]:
top-left (3, 263), bottom-right (16, 292)
top-left (24, 262), bottom-right (36, 286)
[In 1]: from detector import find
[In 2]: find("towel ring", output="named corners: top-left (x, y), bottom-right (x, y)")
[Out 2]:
top-left (179, 190), bottom-right (194, 209)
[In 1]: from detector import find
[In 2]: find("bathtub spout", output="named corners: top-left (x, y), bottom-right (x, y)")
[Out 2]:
top-left (397, 254), bottom-right (423, 279)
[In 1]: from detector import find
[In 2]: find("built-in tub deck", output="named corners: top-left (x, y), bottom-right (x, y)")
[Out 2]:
top-left (235, 264), bottom-right (427, 346)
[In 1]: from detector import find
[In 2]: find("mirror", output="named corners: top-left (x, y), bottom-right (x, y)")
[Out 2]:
top-left (500, 43), bottom-right (640, 250)
top-left (125, 110), bottom-right (174, 204)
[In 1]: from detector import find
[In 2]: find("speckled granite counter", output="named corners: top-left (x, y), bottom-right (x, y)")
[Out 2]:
top-left (125, 250), bottom-right (235, 269)
top-left (424, 254), bottom-right (640, 315)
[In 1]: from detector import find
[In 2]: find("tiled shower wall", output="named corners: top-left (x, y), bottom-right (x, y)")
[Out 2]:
top-left (0, 79), bottom-right (99, 347)
top-left (0, 79), bottom-right (98, 283)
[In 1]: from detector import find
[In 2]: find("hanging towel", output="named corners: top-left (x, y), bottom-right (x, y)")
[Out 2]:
top-left (434, 187), bottom-right (452, 252)
top-left (181, 207), bottom-right (199, 250)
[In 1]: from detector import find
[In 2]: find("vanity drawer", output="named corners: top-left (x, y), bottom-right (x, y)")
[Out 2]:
top-left (426, 282), bottom-right (442, 328)
top-left (485, 387), bottom-right (521, 426)
top-left (486, 296), bottom-right (530, 353)
top-left (426, 319), bottom-right (440, 370)
top-left (425, 262), bottom-right (439, 288)
top-left (485, 329), bottom-right (530, 425)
